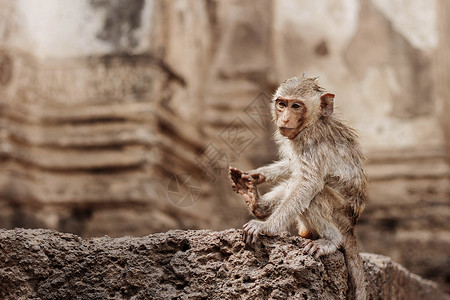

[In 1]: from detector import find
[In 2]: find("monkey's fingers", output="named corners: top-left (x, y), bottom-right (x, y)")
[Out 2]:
top-left (249, 231), bottom-right (259, 245)
top-left (241, 194), bottom-right (252, 207)
top-left (242, 172), bottom-right (266, 185)
top-left (243, 222), bottom-right (261, 245)
top-left (243, 231), bottom-right (253, 244)
top-left (250, 173), bottom-right (266, 184)
top-left (246, 232), bottom-right (253, 244)
top-left (229, 176), bottom-right (239, 188)
top-left (229, 167), bottom-right (243, 177)
top-left (256, 174), bottom-right (266, 184)
top-left (242, 182), bottom-right (256, 199)
top-left (245, 193), bottom-right (257, 211)
top-left (243, 228), bottom-right (252, 244)
top-left (243, 231), bottom-right (254, 245)
top-left (250, 173), bottom-right (261, 179)
top-left (229, 168), bottom-right (244, 186)
top-left (244, 179), bottom-right (255, 189)
top-left (243, 222), bottom-right (250, 231)
top-left (228, 166), bottom-right (239, 173)
top-left (242, 229), bottom-right (247, 243)
top-left (230, 174), bottom-right (240, 185)
top-left (232, 182), bottom-right (245, 192)
top-left (231, 174), bottom-right (249, 195)
top-left (235, 180), bottom-right (248, 193)
top-left (241, 174), bottom-right (257, 186)
top-left (242, 223), bottom-right (254, 244)
top-left (251, 231), bottom-right (260, 244)
top-left (241, 173), bottom-right (252, 180)
top-left (232, 186), bottom-right (243, 195)
top-left (231, 179), bottom-right (240, 190)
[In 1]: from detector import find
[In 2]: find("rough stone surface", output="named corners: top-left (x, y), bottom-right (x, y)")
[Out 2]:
top-left (0, 228), bottom-right (448, 300)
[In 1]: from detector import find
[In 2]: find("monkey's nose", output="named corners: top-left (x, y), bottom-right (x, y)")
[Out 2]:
top-left (277, 118), bottom-right (289, 128)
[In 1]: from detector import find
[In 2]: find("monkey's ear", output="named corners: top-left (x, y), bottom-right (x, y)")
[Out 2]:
top-left (320, 93), bottom-right (335, 117)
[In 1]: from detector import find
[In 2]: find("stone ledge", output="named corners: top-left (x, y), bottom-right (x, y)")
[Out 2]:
top-left (0, 228), bottom-right (448, 300)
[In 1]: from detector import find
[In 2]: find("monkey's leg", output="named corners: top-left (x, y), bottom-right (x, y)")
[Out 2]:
top-left (296, 216), bottom-right (315, 239)
top-left (242, 184), bottom-right (289, 244)
top-left (301, 201), bottom-right (343, 259)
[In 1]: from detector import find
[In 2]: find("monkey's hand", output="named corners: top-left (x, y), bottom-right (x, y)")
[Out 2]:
top-left (229, 167), bottom-right (259, 211)
top-left (243, 220), bottom-right (274, 244)
top-left (242, 171), bottom-right (266, 185)
top-left (229, 167), bottom-right (246, 192)
top-left (229, 167), bottom-right (266, 187)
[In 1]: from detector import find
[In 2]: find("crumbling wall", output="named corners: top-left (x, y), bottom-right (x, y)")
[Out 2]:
top-left (0, 0), bottom-right (253, 236)
top-left (0, 228), bottom-right (448, 300)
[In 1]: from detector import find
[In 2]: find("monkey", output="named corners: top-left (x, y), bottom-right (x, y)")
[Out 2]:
top-left (229, 75), bottom-right (367, 300)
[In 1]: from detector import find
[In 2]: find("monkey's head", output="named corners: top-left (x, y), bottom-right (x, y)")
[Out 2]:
top-left (272, 76), bottom-right (335, 140)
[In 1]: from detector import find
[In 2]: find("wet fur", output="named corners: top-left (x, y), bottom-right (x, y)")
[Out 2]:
top-left (231, 76), bottom-right (367, 299)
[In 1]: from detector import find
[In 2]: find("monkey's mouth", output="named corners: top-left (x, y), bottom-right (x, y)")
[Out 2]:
top-left (278, 127), bottom-right (300, 139)
top-left (279, 127), bottom-right (297, 130)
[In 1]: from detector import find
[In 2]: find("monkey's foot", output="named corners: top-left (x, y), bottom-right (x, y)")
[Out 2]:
top-left (302, 239), bottom-right (337, 259)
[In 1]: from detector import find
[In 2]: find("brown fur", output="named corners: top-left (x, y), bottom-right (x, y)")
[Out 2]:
top-left (230, 75), bottom-right (367, 300)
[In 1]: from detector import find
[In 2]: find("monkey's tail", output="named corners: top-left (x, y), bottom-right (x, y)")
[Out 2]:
top-left (343, 229), bottom-right (366, 300)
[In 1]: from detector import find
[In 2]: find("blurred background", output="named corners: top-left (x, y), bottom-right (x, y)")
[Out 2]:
top-left (0, 0), bottom-right (448, 292)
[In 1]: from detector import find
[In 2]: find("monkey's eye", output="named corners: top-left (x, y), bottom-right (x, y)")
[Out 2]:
top-left (291, 103), bottom-right (302, 109)
top-left (276, 101), bottom-right (287, 108)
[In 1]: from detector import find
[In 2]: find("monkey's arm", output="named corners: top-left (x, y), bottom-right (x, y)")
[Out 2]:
top-left (243, 159), bottom-right (327, 243)
top-left (268, 174), bottom-right (324, 230)
top-left (230, 167), bottom-right (288, 219)
top-left (230, 167), bottom-right (271, 219)
top-left (251, 159), bottom-right (291, 183)
top-left (253, 184), bottom-right (288, 219)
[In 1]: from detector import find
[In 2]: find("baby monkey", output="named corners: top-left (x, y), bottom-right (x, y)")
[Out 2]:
top-left (230, 75), bottom-right (367, 300)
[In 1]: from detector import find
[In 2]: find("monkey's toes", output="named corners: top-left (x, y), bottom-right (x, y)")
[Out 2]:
top-left (302, 240), bottom-right (324, 259)
top-left (302, 240), bottom-right (313, 253)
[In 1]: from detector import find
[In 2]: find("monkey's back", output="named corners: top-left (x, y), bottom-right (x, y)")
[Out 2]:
top-left (294, 116), bottom-right (368, 226)
top-left (322, 117), bottom-right (368, 225)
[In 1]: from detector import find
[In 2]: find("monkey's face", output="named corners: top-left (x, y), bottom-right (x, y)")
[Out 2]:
top-left (273, 76), bottom-right (335, 140)
top-left (274, 98), bottom-right (307, 139)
